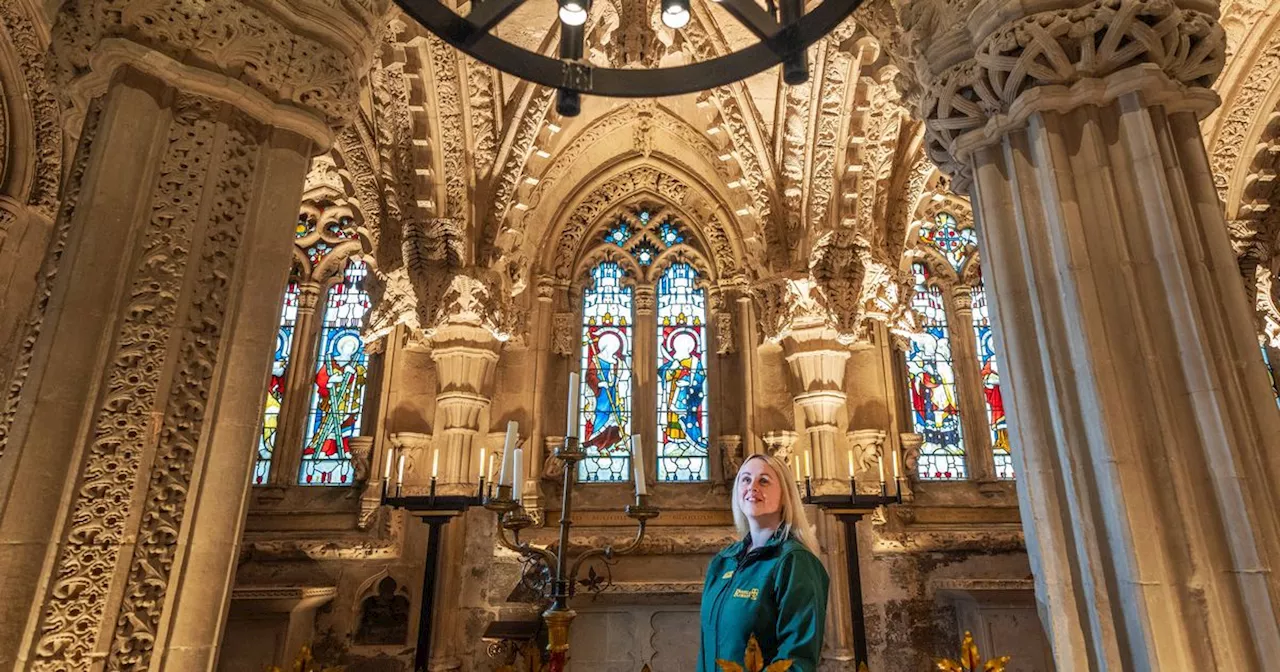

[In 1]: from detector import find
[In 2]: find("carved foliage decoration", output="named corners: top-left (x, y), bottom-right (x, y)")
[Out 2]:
top-left (32, 93), bottom-right (257, 670)
top-left (0, 97), bottom-right (102, 460)
top-left (110, 105), bottom-right (262, 669)
top-left (1210, 16), bottom-right (1280, 207)
top-left (916, 0), bottom-right (1227, 188)
top-left (0, 0), bottom-right (62, 216)
top-left (50, 0), bottom-right (382, 126)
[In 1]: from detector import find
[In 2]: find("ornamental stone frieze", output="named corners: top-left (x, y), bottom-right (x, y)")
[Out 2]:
top-left (50, 0), bottom-right (389, 144)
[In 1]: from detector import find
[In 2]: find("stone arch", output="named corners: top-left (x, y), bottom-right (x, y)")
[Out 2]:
top-left (535, 160), bottom-right (752, 287)
top-left (0, 0), bottom-right (62, 220)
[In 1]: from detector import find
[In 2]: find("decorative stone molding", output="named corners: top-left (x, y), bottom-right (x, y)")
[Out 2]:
top-left (542, 435), bottom-right (565, 482)
top-left (761, 430), bottom-right (799, 466)
top-left (50, 0), bottom-right (389, 146)
top-left (907, 0), bottom-right (1227, 190)
top-left (551, 312), bottom-right (575, 356)
top-left (847, 429), bottom-right (887, 479)
top-left (0, 0), bottom-right (62, 217)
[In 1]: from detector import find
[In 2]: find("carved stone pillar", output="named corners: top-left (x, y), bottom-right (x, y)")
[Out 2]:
top-left (948, 285), bottom-right (995, 481)
top-left (781, 326), bottom-right (851, 494)
top-left (909, 0), bottom-right (1280, 666)
top-left (429, 325), bottom-right (501, 496)
top-left (275, 280), bottom-right (324, 486)
top-left (0, 1), bottom-right (385, 668)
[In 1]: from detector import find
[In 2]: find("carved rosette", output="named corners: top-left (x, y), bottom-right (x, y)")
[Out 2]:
top-left (909, 0), bottom-right (1227, 190)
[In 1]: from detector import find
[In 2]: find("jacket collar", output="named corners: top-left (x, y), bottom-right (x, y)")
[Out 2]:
top-left (732, 528), bottom-right (787, 562)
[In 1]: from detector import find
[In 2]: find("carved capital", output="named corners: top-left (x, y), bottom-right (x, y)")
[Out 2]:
top-left (908, 0), bottom-right (1226, 190)
top-left (50, 0), bottom-right (390, 144)
top-left (761, 430), bottom-right (799, 466)
top-left (429, 333), bottom-right (502, 396)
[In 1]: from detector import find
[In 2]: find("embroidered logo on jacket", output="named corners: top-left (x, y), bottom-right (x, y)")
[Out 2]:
top-left (722, 570), bottom-right (734, 579)
top-left (732, 588), bottom-right (759, 601)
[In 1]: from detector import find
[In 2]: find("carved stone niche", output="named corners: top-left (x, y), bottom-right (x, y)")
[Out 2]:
top-left (354, 577), bottom-right (411, 646)
top-left (217, 586), bottom-right (338, 672)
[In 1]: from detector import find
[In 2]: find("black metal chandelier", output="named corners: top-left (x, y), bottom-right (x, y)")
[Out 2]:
top-left (394, 0), bottom-right (864, 115)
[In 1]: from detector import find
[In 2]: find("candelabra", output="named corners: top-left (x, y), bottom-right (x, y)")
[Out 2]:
top-left (801, 467), bottom-right (904, 669)
top-left (484, 436), bottom-right (659, 672)
top-left (381, 473), bottom-right (484, 672)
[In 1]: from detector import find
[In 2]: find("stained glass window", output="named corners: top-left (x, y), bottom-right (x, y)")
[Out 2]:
top-left (255, 280), bottom-right (300, 485)
top-left (906, 263), bottom-right (966, 479)
top-left (629, 240), bottom-right (660, 266)
top-left (604, 221), bottom-right (633, 246)
top-left (656, 263), bottom-right (709, 482)
top-left (920, 212), bottom-right (976, 273)
top-left (1262, 344), bottom-right (1280, 407)
top-left (300, 259), bottom-right (371, 485)
top-left (971, 283), bottom-right (1012, 479)
top-left (658, 221), bottom-right (685, 247)
top-left (578, 262), bottom-right (635, 482)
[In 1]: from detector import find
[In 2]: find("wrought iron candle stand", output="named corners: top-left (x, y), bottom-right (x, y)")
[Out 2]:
top-left (381, 475), bottom-right (484, 672)
top-left (802, 475), bottom-right (904, 669)
top-left (484, 436), bottom-right (660, 672)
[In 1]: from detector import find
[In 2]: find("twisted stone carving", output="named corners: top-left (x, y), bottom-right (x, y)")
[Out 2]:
top-left (914, 0), bottom-right (1227, 189)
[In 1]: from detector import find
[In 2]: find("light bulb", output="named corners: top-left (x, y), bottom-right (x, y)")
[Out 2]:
top-left (661, 5), bottom-right (689, 28)
top-left (559, 4), bottom-right (588, 25)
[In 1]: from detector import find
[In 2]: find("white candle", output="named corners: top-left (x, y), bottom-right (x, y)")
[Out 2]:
top-left (566, 372), bottom-right (580, 438)
top-left (804, 450), bottom-right (812, 480)
top-left (478, 447), bottom-right (486, 480)
top-left (632, 435), bottom-right (647, 496)
top-left (396, 454), bottom-right (406, 487)
top-left (487, 452), bottom-right (498, 483)
top-left (499, 420), bottom-right (518, 486)
top-left (431, 448), bottom-right (439, 479)
top-left (878, 450), bottom-right (886, 484)
top-left (513, 448), bottom-right (524, 501)
top-left (384, 448), bottom-right (394, 482)
top-left (892, 446), bottom-right (901, 480)
top-left (847, 448), bottom-right (855, 478)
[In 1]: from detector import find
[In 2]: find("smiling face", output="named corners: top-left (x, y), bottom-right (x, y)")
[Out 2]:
top-left (736, 457), bottom-right (783, 526)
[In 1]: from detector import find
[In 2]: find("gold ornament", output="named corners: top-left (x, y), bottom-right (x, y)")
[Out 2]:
top-left (715, 634), bottom-right (795, 672)
top-left (934, 632), bottom-right (1011, 672)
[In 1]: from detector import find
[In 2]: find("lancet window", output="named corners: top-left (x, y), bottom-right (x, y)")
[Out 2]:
top-left (903, 206), bottom-right (1014, 481)
top-left (254, 207), bottom-right (372, 486)
top-left (575, 207), bottom-right (714, 483)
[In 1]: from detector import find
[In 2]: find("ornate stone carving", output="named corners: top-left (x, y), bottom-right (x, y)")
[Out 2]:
top-left (1210, 21), bottom-right (1280, 206)
top-left (32, 94), bottom-right (250, 669)
top-left (761, 430), bottom-right (799, 466)
top-left (0, 0), bottom-right (63, 216)
top-left (304, 154), bottom-right (346, 197)
top-left (552, 312), bottom-right (575, 356)
top-left (0, 99), bottom-right (102, 456)
top-left (426, 36), bottom-right (468, 221)
top-left (847, 429), bottom-right (887, 487)
top-left (913, 0), bottom-right (1227, 190)
top-left (718, 435), bottom-right (744, 481)
top-left (715, 311), bottom-right (735, 354)
top-left (50, 0), bottom-right (387, 129)
top-left (466, 58), bottom-right (500, 176)
top-left (542, 436), bottom-right (565, 482)
top-left (486, 85), bottom-right (555, 244)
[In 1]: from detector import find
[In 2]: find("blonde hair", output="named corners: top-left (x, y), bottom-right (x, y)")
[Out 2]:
top-left (730, 453), bottom-right (821, 555)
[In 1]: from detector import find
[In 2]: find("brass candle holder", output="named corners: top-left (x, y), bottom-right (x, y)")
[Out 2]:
top-left (485, 436), bottom-right (659, 672)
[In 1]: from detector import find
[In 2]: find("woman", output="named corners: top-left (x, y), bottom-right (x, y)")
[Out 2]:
top-left (698, 453), bottom-right (830, 672)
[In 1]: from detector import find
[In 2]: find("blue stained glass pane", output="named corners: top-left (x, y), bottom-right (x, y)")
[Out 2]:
top-left (906, 263), bottom-right (967, 480)
top-left (300, 259), bottom-right (371, 486)
top-left (639, 210), bottom-right (651, 224)
top-left (920, 212), bottom-right (977, 273)
top-left (658, 221), bottom-right (685, 247)
top-left (578, 262), bottom-right (634, 482)
top-left (604, 221), bottom-right (633, 246)
top-left (630, 240), bottom-right (659, 266)
top-left (656, 263), bottom-right (709, 482)
top-left (255, 280), bottom-right (300, 485)
top-left (971, 283), bottom-right (1012, 480)
top-left (1262, 345), bottom-right (1280, 407)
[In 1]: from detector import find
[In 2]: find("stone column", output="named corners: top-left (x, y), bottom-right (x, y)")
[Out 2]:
top-left (909, 0), bottom-right (1280, 667)
top-left (634, 285), bottom-right (656, 484)
top-left (274, 280), bottom-right (324, 486)
top-left (0, 2), bottom-right (384, 669)
top-left (782, 325), bottom-right (851, 493)
top-left (948, 285), bottom-right (996, 481)
top-left (429, 325), bottom-right (501, 496)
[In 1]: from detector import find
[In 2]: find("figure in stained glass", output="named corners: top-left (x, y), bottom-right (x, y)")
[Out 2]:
top-left (906, 263), bottom-right (966, 479)
top-left (300, 259), bottom-right (371, 485)
top-left (578, 262), bottom-right (634, 482)
top-left (972, 283), bottom-right (1012, 479)
top-left (255, 280), bottom-right (300, 484)
top-left (656, 263), bottom-right (709, 481)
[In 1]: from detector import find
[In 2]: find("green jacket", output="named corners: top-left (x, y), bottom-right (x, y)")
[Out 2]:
top-left (698, 533), bottom-right (829, 672)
